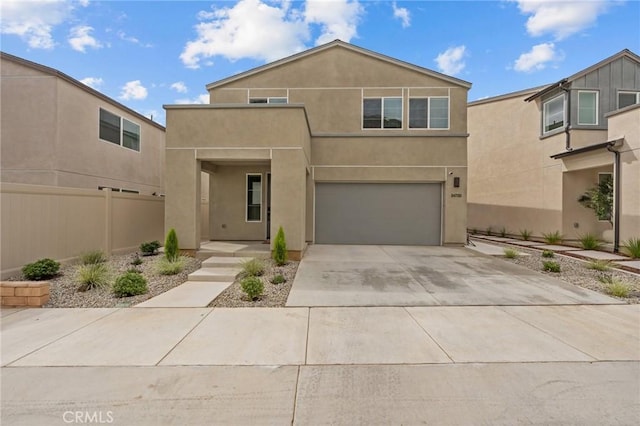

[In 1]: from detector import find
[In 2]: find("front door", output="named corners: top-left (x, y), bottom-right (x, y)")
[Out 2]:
top-left (266, 173), bottom-right (272, 240)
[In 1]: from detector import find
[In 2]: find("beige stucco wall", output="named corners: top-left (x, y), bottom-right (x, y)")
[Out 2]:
top-left (0, 56), bottom-right (165, 195)
top-left (0, 183), bottom-right (164, 279)
top-left (608, 105), bottom-right (640, 242)
top-left (468, 92), bottom-right (564, 237)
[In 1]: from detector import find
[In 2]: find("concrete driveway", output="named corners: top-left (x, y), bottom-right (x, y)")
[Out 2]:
top-left (286, 245), bottom-right (619, 306)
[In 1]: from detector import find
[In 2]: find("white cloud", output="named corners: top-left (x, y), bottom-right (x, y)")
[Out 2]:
top-left (80, 77), bottom-right (104, 89)
top-left (171, 82), bottom-right (188, 93)
top-left (119, 80), bottom-right (148, 101)
top-left (305, 0), bottom-right (364, 45)
top-left (68, 25), bottom-right (102, 52)
top-left (435, 45), bottom-right (467, 76)
top-left (392, 2), bottom-right (410, 28)
top-left (117, 30), bottom-right (153, 48)
top-left (175, 94), bottom-right (210, 104)
top-left (0, 0), bottom-right (73, 49)
top-left (513, 42), bottom-right (563, 72)
top-left (514, 0), bottom-right (615, 40)
top-left (180, 0), bottom-right (364, 69)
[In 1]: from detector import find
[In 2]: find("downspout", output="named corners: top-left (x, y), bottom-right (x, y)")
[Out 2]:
top-left (561, 84), bottom-right (571, 151)
top-left (606, 144), bottom-right (621, 253)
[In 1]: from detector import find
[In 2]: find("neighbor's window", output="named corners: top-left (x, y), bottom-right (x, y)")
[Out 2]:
top-left (249, 97), bottom-right (288, 104)
top-left (409, 97), bottom-right (449, 129)
top-left (246, 174), bottom-right (262, 222)
top-left (99, 108), bottom-right (141, 152)
top-left (618, 91), bottom-right (640, 109)
top-left (543, 95), bottom-right (565, 133)
top-left (577, 91), bottom-right (598, 125)
top-left (363, 97), bottom-right (402, 129)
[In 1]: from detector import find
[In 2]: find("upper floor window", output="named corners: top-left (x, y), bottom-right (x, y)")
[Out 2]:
top-left (577, 91), bottom-right (598, 125)
top-left (618, 91), bottom-right (640, 109)
top-left (363, 97), bottom-right (402, 129)
top-left (249, 97), bottom-right (287, 104)
top-left (409, 97), bottom-right (449, 129)
top-left (542, 95), bottom-right (565, 134)
top-left (99, 108), bottom-right (140, 152)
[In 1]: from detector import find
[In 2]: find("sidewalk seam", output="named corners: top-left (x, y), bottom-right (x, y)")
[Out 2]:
top-left (403, 307), bottom-right (455, 363)
top-left (154, 308), bottom-right (215, 366)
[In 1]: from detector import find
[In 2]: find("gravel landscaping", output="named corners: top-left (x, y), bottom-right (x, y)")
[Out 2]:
top-left (10, 253), bottom-right (202, 308)
top-left (474, 239), bottom-right (640, 304)
top-left (209, 259), bottom-right (299, 308)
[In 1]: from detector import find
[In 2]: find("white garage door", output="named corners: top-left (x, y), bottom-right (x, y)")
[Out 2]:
top-left (315, 182), bottom-right (442, 245)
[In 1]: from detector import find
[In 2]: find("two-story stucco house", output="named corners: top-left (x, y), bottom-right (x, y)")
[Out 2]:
top-left (468, 49), bottom-right (640, 251)
top-left (1, 52), bottom-right (165, 195)
top-left (164, 40), bottom-right (471, 258)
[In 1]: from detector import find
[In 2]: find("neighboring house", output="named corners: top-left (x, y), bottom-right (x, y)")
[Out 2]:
top-left (164, 40), bottom-right (471, 258)
top-left (0, 52), bottom-right (165, 195)
top-left (468, 49), bottom-right (640, 250)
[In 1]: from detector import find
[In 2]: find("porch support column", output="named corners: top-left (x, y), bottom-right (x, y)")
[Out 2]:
top-left (271, 148), bottom-right (307, 260)
top-left (165, 149), bottom-right (201, 253)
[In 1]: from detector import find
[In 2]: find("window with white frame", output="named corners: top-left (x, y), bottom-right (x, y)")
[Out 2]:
top-left (246, 174), bottom-right (262, 222)
top-left (363, 97), bottom-right (402, 129)
top-left (249, 97), bottom-right (287, 104)
top-left (542, 95), bottom-right (565, 133)
top-left (618, 91), bottom-right (640, 109)
top-left (409, 97), bottom-right (449, 129)
top-left (577, 91), bottom-right (598, 125)
top-left (99, 108), bottom-right (140, 151)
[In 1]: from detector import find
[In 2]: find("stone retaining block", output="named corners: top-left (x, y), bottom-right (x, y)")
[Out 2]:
top-left (1, 281), bottom-right (49, 307)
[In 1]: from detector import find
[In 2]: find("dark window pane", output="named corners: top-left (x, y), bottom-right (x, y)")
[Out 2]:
top-left (249, 98), bottom-right (268, 103)
top-left (619, 92), bottom-right (638, 109)
top-left (122, 119), bottom-right (140, 151)
top-left (383, 98), bottom-right (402, 128)
top-left (363, 98), bottom-right (382, 128)
top-left (247, 175), bottom-right (262, 221)
top-left (99, 108), bottom-right (120, 145)
top-left (409, 98), bottom-right (428, 128)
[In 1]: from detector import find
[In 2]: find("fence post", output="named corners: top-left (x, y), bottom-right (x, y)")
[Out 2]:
top-left (103, 188), bottom-right (113, 255)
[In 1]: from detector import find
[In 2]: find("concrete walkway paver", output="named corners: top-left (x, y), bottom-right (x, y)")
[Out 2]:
top-left (306, 307), bottom-right (451, 365)
top-left (406, 306), bottom-right (595, 362)
top-left (571, 249), bottom-right (630, 260)
top-left (467, 241), bottom-right (530, 256)
top-left (1, 308), bottom-right (117, 366)
top-left (11, 308), bottom-right (210, 366)
top-left (134, 281), bottom-right (232, 308)
top-left (535, 244), bottom-right (582, 251)
top-left (160, 308), bottom-right (308, 366)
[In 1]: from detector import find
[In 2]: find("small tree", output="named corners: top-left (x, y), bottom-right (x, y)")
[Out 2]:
top-left (273, 226), bottom-right (287, 266)
top-left (165, 228), bottom-right (179, 262)
top-left (578, 175), bottom-right (613, 225)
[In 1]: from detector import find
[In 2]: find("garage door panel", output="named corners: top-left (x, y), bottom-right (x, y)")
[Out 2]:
top-left (315, 183), bottom-right (441, 245)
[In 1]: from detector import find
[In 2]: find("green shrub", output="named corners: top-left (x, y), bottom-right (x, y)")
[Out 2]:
top-left (499, 227), bottom-right (507, 238)
top-left (542, 250), bottom-right (555, 258)
top-left (164, 229), bottom-right (179, 262)
top-left (623, 237), bottom-right (640, 259)
top-left (241, 258), bottom-right (265, 277)
top-left (80, 250), bottom-right (107, 265)
top-left (486, 226), bottom-right (493, 236)
top-left (130, 254), bottom-right (143, 266)
top-left (503, 248), bottom-right (519, 259)
top-left (140, 240), bottom-right (161, 256)
top-left (273, 226), bottom-right (288, 266)
top-left (599, 275), bottom-right (631, 298)
top-left (579, 233), bottom-right (602, 250)
top-left (587, 259), bottom-right (611, 272)
top-left (270, 274), bottom-right (286, 284)
top-left (519, 229), bottom-right (532, 241)
top-left (127, 267), bottom-right (142, 274)
top-left (241, 276), bottom-right (264, 300)
top-left (113, 271), bottom-right (148, 297)
top-left (542, 231), bottom-right (563, 244)
top-left (76, 263), bottom-right (111, 291)
top-left (155, 256), bottom-right (186, 275)
top-left (22, 258), bottom-right (60, 281)
top-left (542, 260), bottom-right (561, 273)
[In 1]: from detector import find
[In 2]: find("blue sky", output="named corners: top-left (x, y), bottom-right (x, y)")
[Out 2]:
top-left (2, 0), bottom-right (639, 125)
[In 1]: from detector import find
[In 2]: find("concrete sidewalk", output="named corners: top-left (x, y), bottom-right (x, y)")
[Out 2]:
top-left (2, 304), bottom-right (639, 424)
